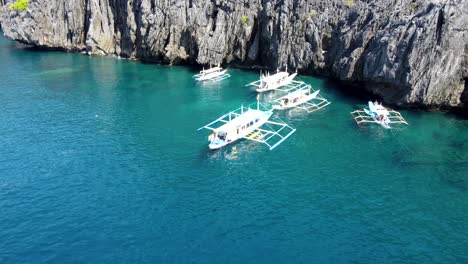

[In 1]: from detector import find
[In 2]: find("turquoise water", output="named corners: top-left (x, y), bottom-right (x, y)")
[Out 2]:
top-left (0, 35), bottom-right (467, 263)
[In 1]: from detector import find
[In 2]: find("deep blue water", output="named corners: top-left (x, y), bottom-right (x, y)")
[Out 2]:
top-left (0, 35), bottom-right (467, 263)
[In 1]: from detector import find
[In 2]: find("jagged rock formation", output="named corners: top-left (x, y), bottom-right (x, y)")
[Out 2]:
top-left (0, 0), bottom-right (467, 108)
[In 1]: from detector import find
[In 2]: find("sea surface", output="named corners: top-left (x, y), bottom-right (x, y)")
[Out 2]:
top-left (0, 34), bottom-right (467, 264)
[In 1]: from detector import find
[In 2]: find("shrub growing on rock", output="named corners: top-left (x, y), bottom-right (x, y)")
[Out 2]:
top-left (309, 9), bottom-right (318, 19)
top-left (241, 15), bottom-right (248, 25)
top-left (410, 1), bottom-right (417, 14)
top-left (343, 0), bottom-right (355, 8)
top-left (8, 0), bottom-right (28, 11)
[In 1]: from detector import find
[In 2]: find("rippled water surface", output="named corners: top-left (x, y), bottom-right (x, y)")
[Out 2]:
top-left (0, 35), bottom-right (467, 263)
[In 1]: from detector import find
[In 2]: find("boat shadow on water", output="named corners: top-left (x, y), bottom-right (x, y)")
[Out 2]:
top-left (195, 80), bottom-right (225, 89)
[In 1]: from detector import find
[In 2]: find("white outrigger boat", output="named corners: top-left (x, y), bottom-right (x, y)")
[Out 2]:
top-left (246, 68), bottom-right (297, 92)
top-left (350, 101), bottom-right (409, 129)
top-left (272, 82), bottom-right (331, 112)
top-left (193, 65), bottom-right (230, 82)
top-left (198, 99), bottom-right (296, 150)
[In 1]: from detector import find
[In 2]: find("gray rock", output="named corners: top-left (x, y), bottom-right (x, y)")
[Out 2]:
top-left (1, 0), bottom-right (467, 109)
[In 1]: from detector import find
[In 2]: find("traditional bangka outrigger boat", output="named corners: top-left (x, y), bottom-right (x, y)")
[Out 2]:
top-left (246, 68), bottom-right (297, 93)
top-left (193, 65), bottom-right (230, 82)
top-left (350, 101), bottom-right (409, 129)
top-left (272, 82), bottom-right (331, 112)
top-left (198, 98), bottom-right (296, 150)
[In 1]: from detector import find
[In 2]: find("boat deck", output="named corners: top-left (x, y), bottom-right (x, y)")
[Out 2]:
top-left (244, 119), bottom-right (296, 150)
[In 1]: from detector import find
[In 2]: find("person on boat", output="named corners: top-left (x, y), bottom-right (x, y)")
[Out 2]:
top-left (374, 100), bottom-right (379, 106)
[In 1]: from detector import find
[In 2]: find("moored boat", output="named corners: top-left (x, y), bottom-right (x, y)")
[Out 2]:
top-left (199, 99), bottom-right (296, 150)
top-left (271, 82), bottom-right (331, 112)
top-left (193, 65), bottom-right (230, 82)
top-left (246, 69), bottom-right (297, 93)
top-left (207, 108), bottom-right (273, 149)
top-left (273, 89), bottom-right (320, 110)
top-left (351, 101), bottom-right (409, 129)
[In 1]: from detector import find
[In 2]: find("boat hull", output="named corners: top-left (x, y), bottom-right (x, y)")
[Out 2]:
top-left (374, 118), bottom-right (391, 129)
top-left (195, 70), bottom-right (227, 81)
top-left (209, 140), bottom-right (230, 149)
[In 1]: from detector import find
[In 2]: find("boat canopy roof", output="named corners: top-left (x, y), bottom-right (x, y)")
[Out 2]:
top-left (215, 109), bottom-right (266, 133)
top-left (201, 66), bottom-right (222, 74)
top-left (261, 71), bottom-right (289, 83)
top-left (280, 87), bottom-right (309, 99)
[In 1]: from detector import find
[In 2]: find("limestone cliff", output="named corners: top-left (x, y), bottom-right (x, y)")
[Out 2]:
top-left (1, 0), bottom-right (467, 108)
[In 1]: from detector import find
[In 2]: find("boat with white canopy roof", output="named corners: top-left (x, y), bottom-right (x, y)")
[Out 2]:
top-left (272, 81), bottom-right (331, 112)
top-left (193, 64), bottom-right (230, 82)
top-left (198, 98), bottom-right (296, 150)
top-left (246, 68), bottom-right (297, 92)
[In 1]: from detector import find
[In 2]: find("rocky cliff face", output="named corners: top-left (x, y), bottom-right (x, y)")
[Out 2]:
top-left (1, 0), bottom-right (467, 108)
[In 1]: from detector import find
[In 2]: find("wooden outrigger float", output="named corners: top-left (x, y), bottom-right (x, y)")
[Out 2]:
top-left (198, 98), bottom-right (296, 150)
top-left (350, 101), bottom-right (409, 129)
top-left (246, 68), bottom-right (297, 92)
top-left (193, 65), bottom-right (230, 82)
top-left (272, 81), bottom-right (331, 112)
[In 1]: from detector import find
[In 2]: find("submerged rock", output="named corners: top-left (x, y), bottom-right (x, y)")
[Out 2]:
top-left (0, 0), bottom-right (467, 109)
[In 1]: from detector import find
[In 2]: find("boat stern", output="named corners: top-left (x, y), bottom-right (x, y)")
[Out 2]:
top-left (209, 139), bottom-right (228, 150)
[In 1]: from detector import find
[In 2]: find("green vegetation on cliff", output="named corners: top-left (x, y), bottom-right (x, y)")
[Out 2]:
top-left (343, 0), bottom-right (355, 8)
top-left (9, 0), bottom-right (28, 11)
top-left (240, 15), bottom-right (248, 25)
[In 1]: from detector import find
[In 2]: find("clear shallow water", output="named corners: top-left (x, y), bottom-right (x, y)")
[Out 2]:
top-left (0, 35), bottom-right (467, 263)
